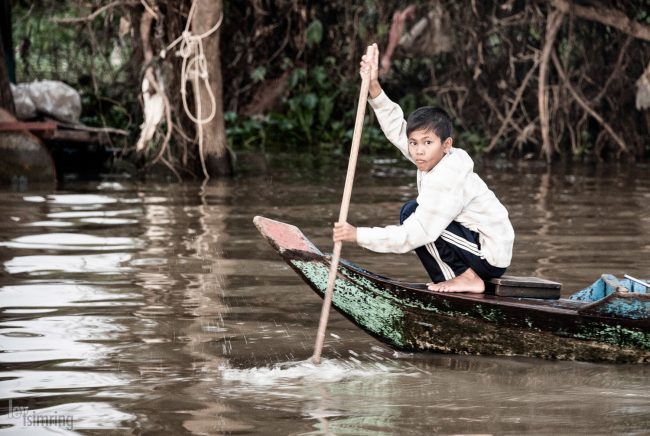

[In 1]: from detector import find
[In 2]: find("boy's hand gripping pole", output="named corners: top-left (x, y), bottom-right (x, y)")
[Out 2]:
top-left (312, 45), bottom-right (373, 364)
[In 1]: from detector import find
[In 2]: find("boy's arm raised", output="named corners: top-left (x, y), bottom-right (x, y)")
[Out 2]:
top-left (362, 44), bottom-right (411, 161)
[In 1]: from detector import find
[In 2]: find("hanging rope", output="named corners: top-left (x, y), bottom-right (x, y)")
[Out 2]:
top-left (165, 0), bottom-right (223, 179)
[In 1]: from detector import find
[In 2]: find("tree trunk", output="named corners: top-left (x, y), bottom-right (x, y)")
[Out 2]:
top-left (191, 0), bottom-right (232, 177)
top-left (0, 1), bottom-right (15, 115)
top-left (538, 10), bottom-right (563, 162)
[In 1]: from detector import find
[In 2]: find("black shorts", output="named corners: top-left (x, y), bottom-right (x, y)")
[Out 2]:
top-left (400, 200), bottom-right (506, 283)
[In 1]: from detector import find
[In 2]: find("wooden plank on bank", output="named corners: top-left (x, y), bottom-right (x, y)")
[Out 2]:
top-left (50, 129), bottom-right (107, 143)
top-left (0, 121), bottom-right (57, 134)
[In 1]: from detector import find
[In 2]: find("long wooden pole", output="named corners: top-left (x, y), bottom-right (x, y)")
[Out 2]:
top-left (312, 45), bottom-right (373, 364)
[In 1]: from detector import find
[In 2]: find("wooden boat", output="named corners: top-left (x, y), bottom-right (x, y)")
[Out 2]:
top-left (254, 216), bottom-right (650, 363)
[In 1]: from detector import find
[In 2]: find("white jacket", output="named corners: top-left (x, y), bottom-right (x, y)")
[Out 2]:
top-left (355, 91), bottom-right (515, 268)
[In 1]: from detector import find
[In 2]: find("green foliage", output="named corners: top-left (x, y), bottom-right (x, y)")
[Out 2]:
top-left (305, 19), bottom-right (323, 47)
top-left (251, 67), bottom-right (267, 83)
top-left (486, 34), bottom-right (503, 57)
top-left (458, 131), bottom-right (490, 155)
top-left (80, 92), bottom-right (132, 131)
top-left (13, 3), bottom-right (128, 86)
top-left (228, 56), bottom-right (383, 153)
top-left (12, 1), bottom-right (136, 140)
top-left (398, 94), bottom-right (417, 118)
top-left (224, 112), bottom-right (267, 150)
top-left (573, 130), bottom-right (593, 157)
top-left (14, 0), bottom-right (648, 167)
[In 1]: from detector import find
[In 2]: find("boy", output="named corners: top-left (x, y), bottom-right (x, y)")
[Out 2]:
top-left (333, 44), bottom-right (514, 293)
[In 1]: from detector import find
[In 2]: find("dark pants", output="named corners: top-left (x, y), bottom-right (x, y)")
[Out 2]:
top-left (400, 200), bottom-right (506, 283)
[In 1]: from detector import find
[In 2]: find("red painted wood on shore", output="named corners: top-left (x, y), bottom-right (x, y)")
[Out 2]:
top-left (0, 121), bottom-right (57, 133)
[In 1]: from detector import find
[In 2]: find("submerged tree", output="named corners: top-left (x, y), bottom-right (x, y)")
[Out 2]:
top-left (133, 0), bottom-right (231, 179)
top-left (38, 0), bottom-right (231, 179)
top-left (0, 0), bottom-right (14, 115)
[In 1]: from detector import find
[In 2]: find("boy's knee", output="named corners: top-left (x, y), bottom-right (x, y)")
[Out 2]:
top-left (400, 200), bottom-right (418, 224)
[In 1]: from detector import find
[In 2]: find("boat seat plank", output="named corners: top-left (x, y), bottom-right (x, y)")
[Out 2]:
top-left (486, 275), bottom-right (562, 299)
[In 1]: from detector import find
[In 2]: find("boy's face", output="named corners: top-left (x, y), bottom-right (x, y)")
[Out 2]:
top-left (407, 129), bottom-right (453, 172)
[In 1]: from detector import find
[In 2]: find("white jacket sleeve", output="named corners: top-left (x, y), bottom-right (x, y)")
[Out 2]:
top-left (356, 149), bottom-right (473, 253)
top-left (368, 91), bottom-right (413, 163)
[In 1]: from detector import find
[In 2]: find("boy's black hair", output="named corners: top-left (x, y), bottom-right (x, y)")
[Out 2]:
top-left (406, 107), bottom-right (453, 140)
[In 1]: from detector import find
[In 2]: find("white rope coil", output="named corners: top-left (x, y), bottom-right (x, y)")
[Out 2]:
top-left (164, 0), bottom-right (224, 179)
top-left (166, 3), bottom-right (223, 126)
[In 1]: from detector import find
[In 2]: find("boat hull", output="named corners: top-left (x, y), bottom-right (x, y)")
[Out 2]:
top-left (255, 216), bottom-right (650, 363)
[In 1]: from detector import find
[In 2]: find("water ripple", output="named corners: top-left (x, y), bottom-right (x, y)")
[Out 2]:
top-left (1, 234), bottom-right (141, 251)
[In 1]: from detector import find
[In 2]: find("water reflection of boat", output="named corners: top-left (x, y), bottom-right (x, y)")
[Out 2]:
top-left (254, 216), bottom-right (650, 364)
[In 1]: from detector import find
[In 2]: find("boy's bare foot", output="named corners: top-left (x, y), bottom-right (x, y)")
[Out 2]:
top-left (427, 268), bottom-right (485, 293)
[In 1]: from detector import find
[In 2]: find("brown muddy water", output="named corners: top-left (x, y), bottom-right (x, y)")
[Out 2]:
top-left (0, 157), bottom-right (649, 434)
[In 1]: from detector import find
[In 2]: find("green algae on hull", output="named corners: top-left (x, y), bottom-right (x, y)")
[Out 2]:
top-left (291, 259), bottom-right (406, 347)
top-left (290, 258), bottom-right (650, 362)
top-left (293, 256), bottom-right (650, 361)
